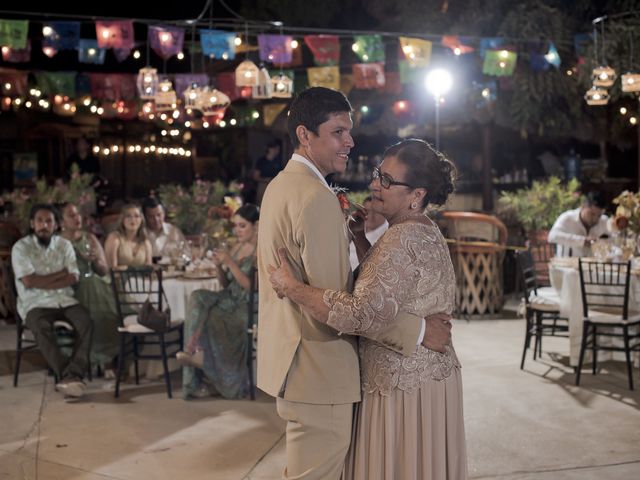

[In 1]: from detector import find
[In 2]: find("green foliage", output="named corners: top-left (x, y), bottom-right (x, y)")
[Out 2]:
top-left (158, 180), bottom-right (227, 236)
top-left (1, 163), bottom-right (96, 234)
top-left (346, 190), bottom-right (370, 207)
top-left (497, 176), bottom-right (582, 231)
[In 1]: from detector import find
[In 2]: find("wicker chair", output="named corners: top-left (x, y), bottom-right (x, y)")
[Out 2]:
top-left (441, 211), bottom-right (508, 316)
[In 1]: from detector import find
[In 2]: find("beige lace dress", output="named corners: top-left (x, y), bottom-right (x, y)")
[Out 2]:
top-left (323, 222), bottom-right (468, 480)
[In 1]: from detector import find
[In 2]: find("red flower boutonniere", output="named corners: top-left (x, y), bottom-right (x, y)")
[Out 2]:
top-left (331, 185), bottom-right (358, 222)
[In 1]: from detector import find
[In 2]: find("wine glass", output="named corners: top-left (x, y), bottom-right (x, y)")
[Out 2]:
top-left (78, 238), bottom-right (94, 278)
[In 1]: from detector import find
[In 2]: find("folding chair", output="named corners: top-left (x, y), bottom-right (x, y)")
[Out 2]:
top-left (246, 265), bottom-right (259, 400)
top-left (2, 258), bottom-right (83, 386)
top-left (516, 250), bottom-right (568, 369)
top-left (110, 267), bottom-right (184, 398)
top-left (577, 259), bottom-right (640, 390)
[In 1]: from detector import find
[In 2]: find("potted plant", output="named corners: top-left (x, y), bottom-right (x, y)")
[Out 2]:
top-left (497, 176), bottom-right (582, 242)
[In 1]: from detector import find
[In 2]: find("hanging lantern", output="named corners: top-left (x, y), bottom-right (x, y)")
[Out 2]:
top-left (584, 86), bottom-right (610, 106)
top-left (183, 83), bottom-right (202, 109)
top-left (199, 87), bottom-right (231, 116)
top-left (137, 67), bottom-right (159, 100)
top-left (591, 66), bottom-right (616, 88)
top-left (235, 59), bottom-right (260, 87)
top-left (621, 73), bottom-right (640, 93)
top-left (271, 73), bottom-right (293, 98)
top-left (252, 67), bottom-right (272, 99)
top-left (155, 79), bottom-right (177, 111)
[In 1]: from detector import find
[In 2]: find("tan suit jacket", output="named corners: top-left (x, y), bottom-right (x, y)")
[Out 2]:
top-left (257, 159), bottom-right (423, 405)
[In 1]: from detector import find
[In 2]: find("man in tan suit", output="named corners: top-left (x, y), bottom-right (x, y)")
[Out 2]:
top-left (257, 87), bottom-right (449, 479)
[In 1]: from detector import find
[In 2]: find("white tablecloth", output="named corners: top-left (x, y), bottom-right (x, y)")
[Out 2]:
top-left (549, 264), bottom-right (640, 366)
top-left (163, 276), bottom-right (220, 320)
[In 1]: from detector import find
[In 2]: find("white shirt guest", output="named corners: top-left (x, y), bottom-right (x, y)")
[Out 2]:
top-left (142, 197), bottom-right (186, 258)
top-left (11, 204), bottom-right (92, 398)
top-left (349, 197), bottom-right (389, 270)
top-left (548, 192), bottom-right (609, 257)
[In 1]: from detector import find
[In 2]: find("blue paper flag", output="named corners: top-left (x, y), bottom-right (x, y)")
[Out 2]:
top-left (78, 39), bottom-right (106, 64)
top-left (42, 21), bottom-right (80, 51)
top-left (200, 29), bottom-right (235, 59)
top-left (479, 38), bottom-right (504, 58)
top-left (544, 43), bottom-right (561, 68)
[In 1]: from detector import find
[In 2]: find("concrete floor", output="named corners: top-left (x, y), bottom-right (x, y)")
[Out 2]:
top-left (1, 309), bottom-right (639, 480)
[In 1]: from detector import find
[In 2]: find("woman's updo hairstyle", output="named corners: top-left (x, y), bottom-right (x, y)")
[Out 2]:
top-left (382, 138), bottom-right (456, 208)
top-left (234, 203), bottom-right (260, 224)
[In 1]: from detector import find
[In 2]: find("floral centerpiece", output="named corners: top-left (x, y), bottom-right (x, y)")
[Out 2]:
top-left (158, 180), bottom-right (243, 243)
top-left (609, 190), bottom-right (640, 235)
top-left (0, 164), bottom-right (96, 234)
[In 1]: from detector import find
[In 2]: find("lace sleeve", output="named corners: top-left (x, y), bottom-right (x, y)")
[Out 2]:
top-left (323, 224), bottom-right (445, 337)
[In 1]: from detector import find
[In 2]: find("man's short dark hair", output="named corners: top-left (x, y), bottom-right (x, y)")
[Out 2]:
top-left (287, 87), bottom-right (352, 149)
top-left (584, 191), bottom-right (607, 209)
top-left (142, 196), bottom-right (163, 212)
top-left (29, 203), bottom-right (59, 233)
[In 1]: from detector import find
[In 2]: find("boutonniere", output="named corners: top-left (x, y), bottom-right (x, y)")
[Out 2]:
top-left (331, 185), bottom-right (359, 222)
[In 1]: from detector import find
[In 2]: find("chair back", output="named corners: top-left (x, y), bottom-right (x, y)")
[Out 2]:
top-left (0, 258), bottom-right (20, 324)
top-left (516, 250), bottom-right (539, 306)
top-left (528, 241), bottom-right (556, 287)
top-left (578, 259), bottom-right (631, 319)
top-left (246, 264), bottom-right (259, 400)
top-left (441, 211), bottom-right (508, 246)
top-left (110, 267), bottom-right (164, 325)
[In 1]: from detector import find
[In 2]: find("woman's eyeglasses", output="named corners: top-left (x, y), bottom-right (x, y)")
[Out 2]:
top-left (372, 167), bottom-right (413, 189)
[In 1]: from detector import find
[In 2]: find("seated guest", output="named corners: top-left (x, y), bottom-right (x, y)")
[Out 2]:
top-left (349, 195), bottom-right (389, 270)
top-left (176, 204), bottom-right (259, 399)
top-left (548, 191), bottom-right (609, 257)
top-left (142, 196), bottom-right (185, 259)
top-left (11, 204), bottom-right (92, 398)
top-left (59, 202), bottom-right (119, 373)
top-left (104, 204), bottom-right (152, 268)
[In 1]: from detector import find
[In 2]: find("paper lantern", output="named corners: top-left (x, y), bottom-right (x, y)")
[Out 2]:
top-left (199, 87), bottom-right (230, 116)
top-left (137, 67), bottom-right (159, 100)
top-left (155, 79), bottom-right (177, 111)
top-left (592, 66), bottom-right (616, 88)
top-left (584, 86), bottom-right (609, 106)
top-left (183, 84), bottom-right (202, 109)
top-left (252, 67), bottom-right (272, 99)
top-left (235, 60), bottom-right (260, 87)
top-left (621, 73), bottom-right (640, 93)
top-left (271, 73), bottom-right (293, 98)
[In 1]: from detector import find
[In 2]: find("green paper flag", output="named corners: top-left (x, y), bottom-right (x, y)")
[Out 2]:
top-left (35, 72), bottom-right (77, 97)
top-left (398, 60), bottom-right (428, 84)
top-left (353, 35), bottom-right (385, 63)
top-left (0, 19), bottom-right (28, 49)
top-left (483, 50), bottom-right (517, 76)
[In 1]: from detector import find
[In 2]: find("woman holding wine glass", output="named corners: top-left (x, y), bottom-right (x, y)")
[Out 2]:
top-left (59, 202), bottom-right (119, 374)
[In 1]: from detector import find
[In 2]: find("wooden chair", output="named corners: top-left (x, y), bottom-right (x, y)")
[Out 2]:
top-left (516, 250), bottom-right (568, 369)
top-left (528, 239), bottom-right (556, 287)
top-left (442, 211), bottom-right (508, 316)
top-left (1, 258), bottom-right (80, 386)
top-left (577, 259), bottom-right (640, 390)
top-left (246, 265), bottom-right (259, 400)
top-left (110, 267), bottom-right (184, 398)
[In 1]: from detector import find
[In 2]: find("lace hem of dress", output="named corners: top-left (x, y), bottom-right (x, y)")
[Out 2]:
top-left (361, 343), bottom-right (461, 396)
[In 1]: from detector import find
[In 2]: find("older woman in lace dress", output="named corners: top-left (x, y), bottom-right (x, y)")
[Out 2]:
top-left (268, 139), bottom-right (467, 480)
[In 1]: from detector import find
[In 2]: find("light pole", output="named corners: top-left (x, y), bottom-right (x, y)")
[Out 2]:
top-left (425, 68), bottom-right (452, 151)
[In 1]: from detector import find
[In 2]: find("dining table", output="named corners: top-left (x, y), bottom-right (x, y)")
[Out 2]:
top-left (548, 257), bottom-right (640, 366)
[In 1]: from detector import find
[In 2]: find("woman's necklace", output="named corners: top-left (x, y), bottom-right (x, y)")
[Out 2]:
top-left (390, 210), bottom-right (427, 226)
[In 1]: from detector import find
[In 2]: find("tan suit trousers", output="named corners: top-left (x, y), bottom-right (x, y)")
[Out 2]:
top-left (276, 398), bottom-right (353, 480)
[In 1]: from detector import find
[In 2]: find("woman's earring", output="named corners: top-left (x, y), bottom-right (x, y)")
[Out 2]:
top-left (411, 202), bottom-right (418, 209)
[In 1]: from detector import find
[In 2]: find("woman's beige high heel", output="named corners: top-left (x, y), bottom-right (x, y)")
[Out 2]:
top-left (176, 350), bottom-right (204, 369)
